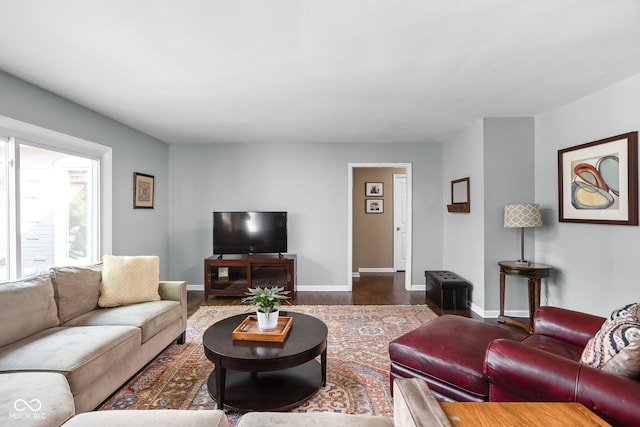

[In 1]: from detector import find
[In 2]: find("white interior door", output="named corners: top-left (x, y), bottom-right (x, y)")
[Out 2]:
top-left (393, 174), bottom-right (407, 272)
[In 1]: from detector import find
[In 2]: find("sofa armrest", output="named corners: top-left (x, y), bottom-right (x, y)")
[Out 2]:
top-left (159, 281), bottom-right (187, 342)
top-left (158, 280), bottom-right (186, 303)
top-left (393, 378), bottom-right (452, 427)
top-left (484, 339), bottom-right (580, 402)
top-left (533, 306), bottom-right (604, 347)
top-left (576, 363), bottom-right (640, 427)
top-left (484, 338), bottom-right (640, 426)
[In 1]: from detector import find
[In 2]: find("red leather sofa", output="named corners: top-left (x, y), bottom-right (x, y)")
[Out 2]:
top-left (485, 306), bottom-right (640, 427)
top-left (389, 314), bottom-right (526, 401)
top-left (389, 306), bottom-right (640, 427)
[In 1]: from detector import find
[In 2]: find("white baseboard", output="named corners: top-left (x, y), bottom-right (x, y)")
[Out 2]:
top-left (358, 268), bottom-right (395, 273)
top-left (189, 283), bottom-right (354, 292)
top-left (297, 285), bottom-right (352, 292)
top-left (469, 302), bottom-right (485, 317)
top-left (471, 303), bottom-right (529, 319)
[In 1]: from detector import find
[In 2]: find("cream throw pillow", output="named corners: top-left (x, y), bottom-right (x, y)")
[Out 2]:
top-left (98, 255), bottom-right (160, 307)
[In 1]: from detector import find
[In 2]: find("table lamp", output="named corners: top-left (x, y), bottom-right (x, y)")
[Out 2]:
top-left (504, 203), bottom-right (542, 265)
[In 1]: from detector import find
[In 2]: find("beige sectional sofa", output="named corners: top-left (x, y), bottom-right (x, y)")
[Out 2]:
top-left (1, 371), bottom-right (228, 427)
top-left (0, 262), bottom-right (187, 425)
top-left (234, 378), bottom-right (451, 427)
top-left (1, 371), bottom-right (445, 427)
top-left (1, 260), bottom-right (449, 427)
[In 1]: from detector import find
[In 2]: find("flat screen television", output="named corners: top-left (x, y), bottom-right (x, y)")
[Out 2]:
top-left (213, 211), bottom-right (288, 255)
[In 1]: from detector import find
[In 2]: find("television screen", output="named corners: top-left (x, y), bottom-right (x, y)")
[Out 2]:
top-left (213, 211), bottom-right (287, 255)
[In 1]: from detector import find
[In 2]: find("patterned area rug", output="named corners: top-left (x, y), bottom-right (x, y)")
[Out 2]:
top-left (99, 305), bottom-right (436, 425)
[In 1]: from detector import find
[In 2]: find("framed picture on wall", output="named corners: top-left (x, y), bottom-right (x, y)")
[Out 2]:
top-left (134, 172), bottom-right (155, 209)
top-left (365, 199), bottom-right (383, 213)
top-left (365, 182), bottom-right (383, 197)
top-left (558, 131), bottom-right (638, 225)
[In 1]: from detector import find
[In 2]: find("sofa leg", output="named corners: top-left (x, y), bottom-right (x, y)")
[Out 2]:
top-left (176, 331), bottom-right (186, 345)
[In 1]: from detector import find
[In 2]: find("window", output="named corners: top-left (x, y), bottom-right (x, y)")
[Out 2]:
top-left (0, 117), bottom-right (112, 281)
top-left (0, 138), bottom-right (7, 281)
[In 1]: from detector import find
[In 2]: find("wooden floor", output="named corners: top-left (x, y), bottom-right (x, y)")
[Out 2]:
top-left (189, 272), bottom-right (528, 335)
top-left (188, 272), bottom-right (474, 319)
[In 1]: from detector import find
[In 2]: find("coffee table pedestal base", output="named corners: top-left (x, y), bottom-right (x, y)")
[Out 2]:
top-left (207, 360), bottom-right (322, 412)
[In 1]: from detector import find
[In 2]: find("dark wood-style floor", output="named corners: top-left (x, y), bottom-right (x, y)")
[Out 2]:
top-left (188, 272), bottom-right (474, 318)
top-left (189, 272), bottom-right (528, 335)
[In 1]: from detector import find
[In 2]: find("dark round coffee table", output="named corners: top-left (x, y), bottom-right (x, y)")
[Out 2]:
top-left (202, 311), bottom-right (328, 412)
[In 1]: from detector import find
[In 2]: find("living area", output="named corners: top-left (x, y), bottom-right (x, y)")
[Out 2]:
top-left (2, 267), bottom-right (634, 426)
top-left (1, 2), bottom-right (640, 427)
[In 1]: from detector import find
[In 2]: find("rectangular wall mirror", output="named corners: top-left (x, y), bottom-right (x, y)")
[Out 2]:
top-left (447, 177), bottom-right (470, 213)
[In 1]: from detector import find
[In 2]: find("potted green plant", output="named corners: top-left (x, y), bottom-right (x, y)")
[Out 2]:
top-left (242, 286), bottom-right (291, 330)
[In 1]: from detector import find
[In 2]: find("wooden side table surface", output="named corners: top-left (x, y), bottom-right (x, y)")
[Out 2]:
top-left (498, 261), bottom-right (551, 332)
top-left (440, 402), bottom-right (611, 426)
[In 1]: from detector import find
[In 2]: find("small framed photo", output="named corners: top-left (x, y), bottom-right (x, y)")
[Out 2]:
top-left (365, 182), bottom-right (383, 196)
top-left (558, 131), bottom-right (638, 225)
top-left (366, 199), bottom-right (384, 214)
top-left (134, 172), bottom-right (155, 209)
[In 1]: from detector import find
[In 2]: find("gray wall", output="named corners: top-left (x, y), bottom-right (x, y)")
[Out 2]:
top-left (7, 62), bottom-right (637, 315)
top-left (483, 117), bottom-right (535, 313)
top-left (443, 117), bottom-right (535, 316)
top-left (443, 120), bottom-right (485, 307)
top-left (535, 73), bottom-right (640, 317)
top-left (167, 142), bottom-right (443, 289)
top-left (0, 71), bottom-right (171, 277)
top-left (0, 70), bottom-right (444, 290)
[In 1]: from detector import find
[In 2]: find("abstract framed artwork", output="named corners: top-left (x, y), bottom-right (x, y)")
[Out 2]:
top-left (133, 172), bottom-right (155, 209)
top-left (365, 199), bottom-right (383, 214)
top-left (558, 131), bottom-right (638, 225)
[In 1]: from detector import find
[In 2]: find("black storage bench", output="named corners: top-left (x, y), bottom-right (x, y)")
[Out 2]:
top-left (425, 270), bottom-right (472, 310)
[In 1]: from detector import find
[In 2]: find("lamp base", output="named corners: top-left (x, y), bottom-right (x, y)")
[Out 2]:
top-left (513, 260), bottom-right (530, 266)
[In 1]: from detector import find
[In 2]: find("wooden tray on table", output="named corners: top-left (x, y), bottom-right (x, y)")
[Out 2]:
top-left (231, 315), bottom-right (293, 342)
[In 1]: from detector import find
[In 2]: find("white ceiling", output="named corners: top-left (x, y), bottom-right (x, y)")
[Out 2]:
top-left (1, 0), bottom-right (640, 144)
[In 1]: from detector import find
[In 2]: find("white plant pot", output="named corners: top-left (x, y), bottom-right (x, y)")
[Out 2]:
top-left (256, 309), bottom-right (279, 331)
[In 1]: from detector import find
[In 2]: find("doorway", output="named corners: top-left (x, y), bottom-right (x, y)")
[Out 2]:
top-left (348, 163), bottom-right (412, 291)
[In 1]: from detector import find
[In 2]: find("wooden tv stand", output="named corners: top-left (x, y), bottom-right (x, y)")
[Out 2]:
top-left (204, 254), bottom-right (296, 299)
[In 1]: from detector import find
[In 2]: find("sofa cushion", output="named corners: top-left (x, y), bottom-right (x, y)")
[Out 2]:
top-left (236, 412), bottom-right (393, 427)
top-left (99, 255), bottom-right (160, 307)
top-left (0, 372), bottom-right (75, 427)
top-left (580, 302), bottom-right (640, 379)
top-left (0, 275), bottom-right (59, 347)
top-left (63, 409), bottom-right (231, 427)
top-left (521, 334), bottom-right (585, 361)
top-left (0, 326), bottom-right (140, 394)
top-left (50, 263), bottom-right (102, 323)
top-left (63, 300), bottom-right (182, 343)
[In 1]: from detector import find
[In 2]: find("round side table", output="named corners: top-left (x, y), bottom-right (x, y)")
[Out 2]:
top-left (498, 261), bottom-right (551, 332)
